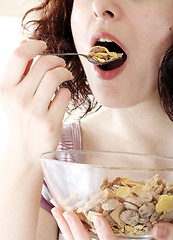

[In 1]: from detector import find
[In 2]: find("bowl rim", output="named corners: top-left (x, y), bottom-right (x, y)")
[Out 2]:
top-left (41, 150), bottom-right (173, 172)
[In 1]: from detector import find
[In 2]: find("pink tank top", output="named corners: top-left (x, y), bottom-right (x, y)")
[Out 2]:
top-left (40, 121), bottom-right (82, 213)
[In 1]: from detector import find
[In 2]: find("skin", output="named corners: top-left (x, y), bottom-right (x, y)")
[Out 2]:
top-left (71, 0), bottom-right (173, 108)
top-left (0, 0), bottom-right (173, 240)
top-left (0, 40), bottom-right (72, 240)
top-left (54, 0), bottom-right (173, 239)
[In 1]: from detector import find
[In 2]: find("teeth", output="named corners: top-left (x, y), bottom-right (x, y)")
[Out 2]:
top-left (98, 38), bottom-right (113, 43)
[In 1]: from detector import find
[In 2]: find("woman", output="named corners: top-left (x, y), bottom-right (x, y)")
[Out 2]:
top-left (0, 0), bottom-right (173, 239)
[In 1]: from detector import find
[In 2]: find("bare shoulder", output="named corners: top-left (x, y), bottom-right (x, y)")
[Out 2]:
top-left (36, 207), bottom-right (58, 240)
top-left (81, 108), bottom-right (111, 129)
top-left (80, 108), bottom-right (112, 150)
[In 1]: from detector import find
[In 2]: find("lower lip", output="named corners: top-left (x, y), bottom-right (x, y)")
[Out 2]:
top-left (93, 62), bottom-right (126, 80)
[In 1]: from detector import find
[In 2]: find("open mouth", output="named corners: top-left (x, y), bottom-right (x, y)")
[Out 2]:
top-left (94, 38), bottom-right (127, 71)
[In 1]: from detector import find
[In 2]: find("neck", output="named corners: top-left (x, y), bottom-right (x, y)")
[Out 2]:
top-left (108, 93), bottom-right (173, 156)
top-left (81, 92), bottom-right (173, 156)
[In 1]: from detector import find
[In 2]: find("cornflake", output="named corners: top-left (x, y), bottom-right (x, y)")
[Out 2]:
top-left (88, 46), bottom-right (123, 63)
top-left (64, 174), bottom-right (173, 237)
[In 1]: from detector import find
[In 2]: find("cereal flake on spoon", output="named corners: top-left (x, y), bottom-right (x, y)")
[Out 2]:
top-left (88, 46), bottom-right (123, 63)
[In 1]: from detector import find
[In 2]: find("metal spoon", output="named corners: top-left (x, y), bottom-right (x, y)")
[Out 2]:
top-left (39, 52), bottom-right (123, 65)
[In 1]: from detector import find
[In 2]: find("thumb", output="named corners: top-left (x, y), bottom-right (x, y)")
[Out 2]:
top-left (153, 223), bottom-right (173, 240)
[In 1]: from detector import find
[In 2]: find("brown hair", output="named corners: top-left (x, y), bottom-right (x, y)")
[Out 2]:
top-left (158, 45), bottom-right (173, 122)
top-left (22, 0), bottom-right (173, 121)
top-left (22, 0), bottom-right (99, 119)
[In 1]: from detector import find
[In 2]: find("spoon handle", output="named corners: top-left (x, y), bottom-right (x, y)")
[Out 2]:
top-left (39, 52), bottom-right (119, 65)
top-left (39, 52), bottom-right (87, 58)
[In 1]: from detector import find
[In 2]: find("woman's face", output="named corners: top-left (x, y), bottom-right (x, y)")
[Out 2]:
top-left (71, 0), bottom-right (173, 108)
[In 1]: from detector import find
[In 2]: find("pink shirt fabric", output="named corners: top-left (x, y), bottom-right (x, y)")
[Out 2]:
top-left (40, 121), bottom-right (82, 213)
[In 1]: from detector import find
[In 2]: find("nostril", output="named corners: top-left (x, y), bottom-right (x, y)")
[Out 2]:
top-left (104, 10), bottom-right (114, 17)
top-left (92, 2), bottom-right (115, 20)
top-left (93, 11), bottom-right (98, 18)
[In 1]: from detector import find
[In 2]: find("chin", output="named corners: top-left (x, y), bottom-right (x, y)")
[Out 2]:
top-left (95, 93), bottom-right (146, 109)
top-left (96, 98), bottom-right (132, 109)
top-left (101, 103), bottom-right (134, 109)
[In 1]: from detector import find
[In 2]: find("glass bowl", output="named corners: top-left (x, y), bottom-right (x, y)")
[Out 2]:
top-left (41, 150), bottom-right (173, 240)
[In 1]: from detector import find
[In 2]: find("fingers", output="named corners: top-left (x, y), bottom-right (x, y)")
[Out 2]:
top-left (2, 40), bottom-right (47, 86)
top-left (63, 211), bottom-right (91, 240)
top-left (51, 206), bottom-right (118, 240)
top-left (50, 198), bottom-right (58, 207)
top-left (32, 66), bottom-right (72, 113)
top-left (0, 40), bottom-right (73, 160)
top-left (153, 223), bottom-right (173, 240)
top-left (93, 215), bottom-right (117, 240)
top-left (21, 55), bottom-right (66, 95)
top-left (51, 208), bottom-right (91, 240)
top-left (51, 208), bottom-right (74, 240)
top-left (48, 88), bottom-right (71, 122)
top-left (2, 40), bottom-right (72, 118)
top-left (20, 40), bottom-right (34, 78)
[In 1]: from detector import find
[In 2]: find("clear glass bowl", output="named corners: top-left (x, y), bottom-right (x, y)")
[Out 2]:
top-left (41, 150), bottom-right (173, 240)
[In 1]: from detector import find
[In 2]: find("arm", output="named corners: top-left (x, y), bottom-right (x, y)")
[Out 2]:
top-left (36, 208), bottom-right (58, 240)
top-left (0, 40), bottom-right (72, 240)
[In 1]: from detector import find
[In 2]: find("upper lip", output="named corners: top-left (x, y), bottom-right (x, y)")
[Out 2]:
top-left (90, 31), bottom-right (127, 54)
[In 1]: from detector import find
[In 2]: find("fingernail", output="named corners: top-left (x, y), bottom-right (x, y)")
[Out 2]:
top-left (70, 72), bottom-right (74, 79)
top-left (92, 216), bottom-right (102, 228)
top-left (39, 40), bottom-right (47, 47)
top-left (63, 212), bottom-right (73, 225)
top-left (51, 208), bottom-right (58, 218)
top-left (153, 226), bottom-right (167, 238)
top-left (50, 198), bottom-right (58, 207)
top-left (20, 39), bottom-right (28, 45)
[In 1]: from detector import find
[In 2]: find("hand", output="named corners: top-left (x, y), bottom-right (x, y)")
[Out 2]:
top-left (52, 209), bottom-right (173, 240)
top-left (0, 40), bottom-right (72, 161)
top-left (50, 199), bottom-right (117, 240)
top-left (51, 207), bottom-right (118, 240)
top-left (153, 223), bottom-right (173, 240)
top-left (51, 198), bottom-right (173, 240)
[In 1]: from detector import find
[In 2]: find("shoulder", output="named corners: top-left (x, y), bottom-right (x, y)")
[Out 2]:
top-left (80, 108), bottom-right (111, 150)
top-left (80, 108), bottom-right (110, 131)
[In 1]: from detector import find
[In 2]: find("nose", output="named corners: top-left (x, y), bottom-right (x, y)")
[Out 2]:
top-left (92, 0), bottom-right (120, 20)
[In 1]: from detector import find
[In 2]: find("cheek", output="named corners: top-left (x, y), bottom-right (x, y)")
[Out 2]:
top-left (141, 16), bottom-right (173, 59)
top-left (71, 2), bottom-right (91, 53)
top-left (131, 21), bottom-right (173, 88)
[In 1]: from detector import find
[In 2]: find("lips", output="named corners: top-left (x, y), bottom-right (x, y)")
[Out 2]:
top-left (90, 32), bottom-right (127, 80)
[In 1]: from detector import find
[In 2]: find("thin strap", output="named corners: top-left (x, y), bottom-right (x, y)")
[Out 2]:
top-left (41, 121), bottom-right (82, 213)
top-left (57, 121), bottom-right (82, 151)
top-left (71, 121), bottom-right (82, 150)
